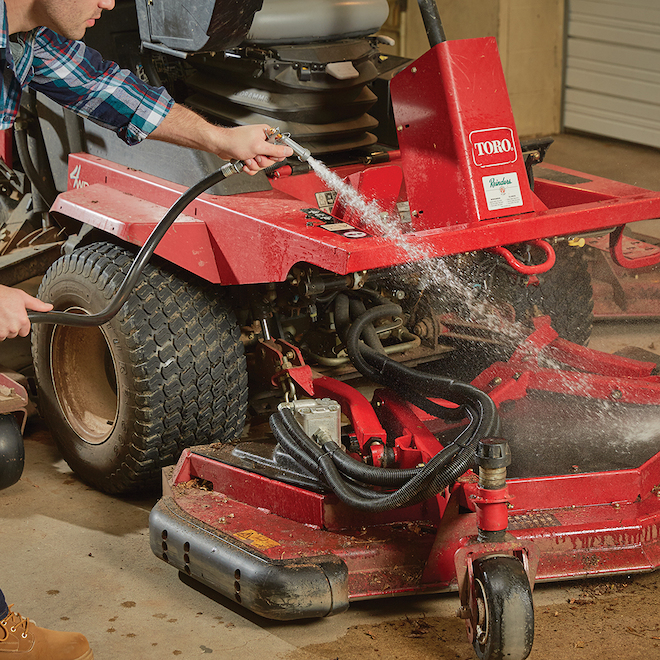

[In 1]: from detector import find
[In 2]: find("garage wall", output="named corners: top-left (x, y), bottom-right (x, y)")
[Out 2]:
top-left (564, 0), bottom-right (660, 147)
top-left (380, 0), bottom-right (565, 138)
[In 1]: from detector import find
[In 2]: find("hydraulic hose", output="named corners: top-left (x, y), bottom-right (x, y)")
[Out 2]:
top-left (280, 403), bottom-right (474, 487)
top-left (271, 405), bottom-right (483, 512)
top-left (269, 301), bottom-right (500, 512)
top-left (349, 297), bottom-right (384, 353)
top-left (346, 303), bottom-right (499, 431)
top-left (272, 408), bottom-right (417, 487)
top-left (334, 293), bottom-right (385, 354)
top-left (343, 303), bottom-right (402, 382)
top-left (27, 160), bottom-right (245, 327)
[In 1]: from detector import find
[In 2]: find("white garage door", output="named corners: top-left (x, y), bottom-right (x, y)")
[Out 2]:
top-left (564, 0), bottom-right (660, 148)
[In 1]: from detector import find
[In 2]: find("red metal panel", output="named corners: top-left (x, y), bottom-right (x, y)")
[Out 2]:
top-left (54, 184), bottom-right (222, 283)
top-left (331, 165), bottom-right (404, 233)
top-left (512, 501), bottom-right (660, 581)
top-left (469, 457), bottom-right (657, 512)
top-left (609, 224), bottom-right (660, 269)
top-left (479, 363), bottom-right (660, 407)
top-left (53, 155), bottom-right (660, 285)
top-left (533, 164), bottom-right (657, 207)
top-left (177, 449), bottom-right (441, 534)
top-left (183, 452), bottom-right (328, 527)
top-left (390, 37), bottom-right (535, 228)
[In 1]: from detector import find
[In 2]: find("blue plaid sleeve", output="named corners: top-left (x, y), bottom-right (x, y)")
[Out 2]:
top-left (29, 28), bottom-right (173, 145)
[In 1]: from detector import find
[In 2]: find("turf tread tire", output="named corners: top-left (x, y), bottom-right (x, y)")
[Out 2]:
top-left (32, 242), bottom-right (248, 494)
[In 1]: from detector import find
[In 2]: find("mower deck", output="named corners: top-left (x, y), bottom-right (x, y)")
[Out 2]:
top-left (150, 323), bottom-right (660, 620)
top-left (150, 428), bottom-right (660, 617)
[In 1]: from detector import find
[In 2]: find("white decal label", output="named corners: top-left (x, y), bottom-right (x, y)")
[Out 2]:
top-left (482, 172), bottom-right (523, 211)
top-left (69, 164), bottom-right (89, 189)
top-left (470, 127), bottom-right (518, 168)
top-left (315, 190), bottom-right (337, 211)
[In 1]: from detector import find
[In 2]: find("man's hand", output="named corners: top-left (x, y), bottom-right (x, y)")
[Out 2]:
top-left (213, 124), bottom-right (293, 174)
top-left (148, 104), bottom-right (293, 174)
top-left (0, 285), bottom-right (53, 340)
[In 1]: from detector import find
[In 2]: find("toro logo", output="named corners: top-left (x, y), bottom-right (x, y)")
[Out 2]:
top-left (469, 127), bottom-right (518, 168)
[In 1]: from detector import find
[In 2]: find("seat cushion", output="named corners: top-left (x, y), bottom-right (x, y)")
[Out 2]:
top-left (247, 0), bottom-right (390, 44)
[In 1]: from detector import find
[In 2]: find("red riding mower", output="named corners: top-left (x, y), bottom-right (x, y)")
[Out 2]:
top-left (4, 1), bottom-right (660, 658)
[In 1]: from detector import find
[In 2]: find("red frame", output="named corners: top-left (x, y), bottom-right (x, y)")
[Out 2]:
top-left (52, 154), bottom-right (660, 286)
top-left (49, 40), bottom-right (660, 287)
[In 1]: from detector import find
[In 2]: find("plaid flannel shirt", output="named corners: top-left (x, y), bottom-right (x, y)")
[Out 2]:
top-left (1, 1), bottom-right (173, 145)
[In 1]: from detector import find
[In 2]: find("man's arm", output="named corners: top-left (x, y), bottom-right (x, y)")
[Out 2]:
top-left (148, 104), bottom-right (292, 174)
top-left (0, 285), bottom-right (53, 340)
top-left (30, 31), bottom-right (292, 169)
top-left (30, 30), bottom-right (173, 145)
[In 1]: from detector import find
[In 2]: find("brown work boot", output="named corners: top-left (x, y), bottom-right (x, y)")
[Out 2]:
top-left (0, 607), bottom-right (93, 659)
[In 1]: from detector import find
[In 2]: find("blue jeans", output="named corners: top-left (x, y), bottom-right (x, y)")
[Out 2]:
top-left (0, 589), bottom-right (7, 620)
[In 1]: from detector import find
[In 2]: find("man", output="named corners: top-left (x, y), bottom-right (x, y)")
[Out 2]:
top-left (0, 0), bottom-right (293, 340)
top-left (0, 0), bottom-right (293, 656)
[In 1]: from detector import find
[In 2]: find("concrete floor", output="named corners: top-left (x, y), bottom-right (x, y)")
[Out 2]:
top-left (2, 131), bottom-right (660, 659)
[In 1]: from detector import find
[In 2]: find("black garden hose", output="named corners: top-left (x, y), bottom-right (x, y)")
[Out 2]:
top-left (27, 161), bottom-right (245, 327)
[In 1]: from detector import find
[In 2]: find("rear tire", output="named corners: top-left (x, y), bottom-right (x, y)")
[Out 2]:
top-left (32, 242), bottom-right (248, 494)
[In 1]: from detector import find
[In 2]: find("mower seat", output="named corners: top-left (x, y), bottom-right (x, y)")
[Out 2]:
top-left (246, 0), bottom-right (390, 44)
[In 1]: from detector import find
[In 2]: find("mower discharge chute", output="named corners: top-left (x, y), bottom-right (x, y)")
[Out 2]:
top-left (8, 0), bottom-right (660, 658)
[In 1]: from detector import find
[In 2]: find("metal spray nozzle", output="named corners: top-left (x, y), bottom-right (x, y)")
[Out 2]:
top-left (266, 127), bottom-right (311, 162)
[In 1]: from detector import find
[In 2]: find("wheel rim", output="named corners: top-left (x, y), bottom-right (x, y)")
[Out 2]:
top-left (49, 308), bottom-right (119, 444)
top-left (474, 577), bottom-right (489, 647)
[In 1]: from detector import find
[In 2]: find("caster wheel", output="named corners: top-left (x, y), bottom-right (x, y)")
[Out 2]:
top-left (472, 555), bottom-right (534, 660)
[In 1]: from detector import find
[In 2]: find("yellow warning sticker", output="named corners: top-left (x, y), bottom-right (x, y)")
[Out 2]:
top-left (234, 529), bottom-right (281, 550)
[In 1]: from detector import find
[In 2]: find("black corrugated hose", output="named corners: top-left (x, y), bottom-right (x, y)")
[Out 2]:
top-left (269, 301), bottom-right (499, 511)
